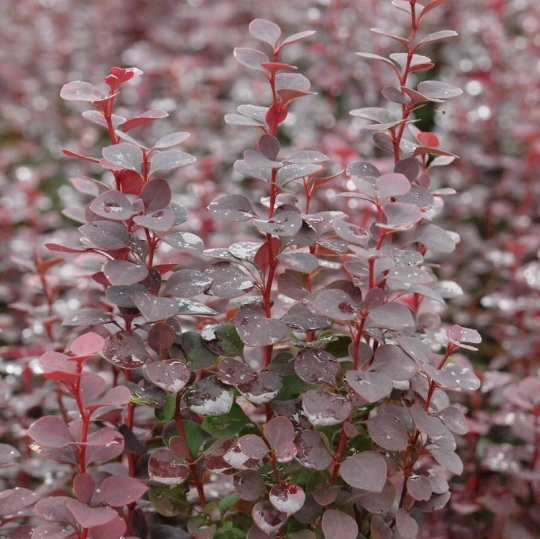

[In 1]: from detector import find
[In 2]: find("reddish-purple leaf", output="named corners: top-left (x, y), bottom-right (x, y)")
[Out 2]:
top-left (237, 372), bottom-right (283, 406)
top-left (103, 260), bottom-right (148, 286)
top-left (346, 370), bottom-right (393, 403)
top-left (162, 231), bottom-right (204, 255)
top-left (90, 190), bottom-right (135, 221)
top-left (252, 500), bottom-right (287, 534)
top-left (407, 475), bottom-right (432, 501)
top-left (153, 131), bottom-right (190, 150)
top-left (440, 406), bottom-right (469, 435)
top-left (88, 516), bottom-right (127, 539)
top-left (410, 404), bottom-right (446, 436)
top-left (149, 150), bottom-right (195, 176)
top-left (101, 330), bottom-right (148, 369)
top-left (371, 514), bottom-right (393, 539)
top-left (133, 290), bottom-right (179, 322)
top-left (322, 510), bottom-right (359, 539)
top-left (235, 471), bottom-right (266, 501)
top-left (207, 194), bottom-right (257, 222)
top-left (312, 289), bottom-right (358, 321)
top-left (79, 220), bottom-right (130, 250)
top-left (269, 483), bottom-right (305, 515)
top-left (395, 509), bottom-right (419, 538)
top-left (280, 30), bottom-right (316, 47)
top-left (148, 448), bottom-right (190, 485)
top-left (121, 108), bottom-right (168, 132)
top-left (28, 416), bottom-right (72, 448)
top-left (424, 363), bottom-right (480, 391)
top-left (295, 350), bottom-right (339, 386)
top-left (340, 451), bottom-right (387, 491)
top-left (367, 414), bottom-right (409, 451)
top-left (372, 344), bottom-right (418, 381)
top-left (31, 524), bottom-right (77, 539)
top-left (367, 302), bottom-right (415, 330)
top-left (164, 269), bottom-right (212, 298)
top-left (184, 376), bottom-right (234, 416)
top-left (35, 496), bottom-right (78, 526)
top-left (96, 476), bottom-right (148, 507)
top-left (84, 428), bottom-right (125, 465)
top-left (0, 488), bottom-right (38, 516)
top-left (146, 360), bottom-right (191, 393)
top-left (303, 389), bottom-right (351, 427)
top-left (234, 47), bottom-right (270, 72)
top-left (254, 211), bottom-right (302, 237)
top-left (66, 500), bottom-right (116, 528)
top-left (217, 357), bottom-right (256, 386)
top-left (234, 308), bottom-right (289, 347)
top-left (264, 416), bottom-right (295, 449)
top-left (294, 430), bottom-right (332, 471)
top-left (414, 224), bottom-right (457, 253)
top-left (73, 474), bottom-right (95, 504)
top-left (417, 80), bottom-right (462, 100)
top-left (102, 143), bottom-right (143, 174)
top-left (61, 81), bottom-right (101, 101)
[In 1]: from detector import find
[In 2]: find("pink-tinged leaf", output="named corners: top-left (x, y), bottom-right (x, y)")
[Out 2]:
top-left (341, 451), bottom-right (387, 491)
top-left (102, 143), bottom-right (143, 174)
top-left (62, 149), bottom-right (101, 163)
top-left (73, 474), bottom-right (95, 504)
top-left (153, 131), bottom-right (190, 150)
top-left (208, 194), bottom-right (257, 222)
top-left (249, 19), bottom-right (281, 47)
top-left (70, 332), bottom-right (105, 357)
top-left (414, 224), bottom-right (457, 253)
top-left (0, 488), bottom-right (38, 516)
top-left (234, 308), bottom-right (289, 347)
top-left (370, 27), bottom-right (409, 46)
top-left (382, 202), bottom-right (422, 228)
top-left (96, 476), bottom-right (149, 507)
top-left (447, 324), bottom-right (482, 350)
top-left (346, 370), bottom-right (393, 403)
top-left (280, 30), bottom-right (316, 47)
top-left (66, 500), bottom-right (116, 528)
top-left (429, 447), bottom-right (463, 475)
top-left (102, 330), bottom-right (148, 369)
top-left (237, 372), bottom-right (283, 406)
top-left (82, 110), bottom-right (125, 130)
top-left (88, 385), bottom-right (132, 412)
top-left (350, 107), bottom-right (392, 124)
top-left (322, 510), bottom-right (359, 539)
top-left (371, 514), bottom-right (392, 539)
top-left (264, 416), bottom-right (295, 449)
top-left (141, 177), bottom-right (172, 211)
top-left (376, 173), bottom-right (411, 199)
top-left (148, 150), bottom-right (196, 176)
top-left (60, 81), bottom-right (101, 101)
top-left (234, 47), bottom-right (270, 72)
top-left (164, 269), bottom-right (212, 298)
top-left (275, 441), bottom-right (297, 463)
top-left (417, 80), bottom-right (462, 100)
top-left (367, 303), bottom-right (415, 330)
top-left (184, 375), bottom-right (234, 416)
top-left (252, 500), bottom-right (287, 534)
top-left (372, 344), bottom-right (418, 381)
top-left (133, 291), bottom-right (179, 322)
top-left (84, 428), bottom-right (125, 465)
top-left (148, 448), bottom-right (190, 485)
top-left (39, 351), bottom-right (77, 376)
top-left (440, 406), bottom-right (468, 435)
top-left (162, 231), bottom-right (204, 255)
top-left (121, 108), bottom-right (168, 132)
top-left (235, 471), bottom-right (266, 501)
top-left (355, 52), bottom-right (399, 75)
top-left (367, 414), bottom-right (409, 451)
top-left (313, 289), bottom-right (357, 321)
top-left (28, 416), bottom-right (72, 448)
top-left (259, 134), bottom-right (280, 161)
top-left (418, 0), bottom-right (447, 22)
top-left (254, 211), bottom-right (302, 237)
top-left (118, 169), bottom-right (144, 195)
top-left (410, 404), bottom-right (446, 436)
top-left (79, 220), bottom-right (130, 250)
top-left (31, 524), bottom-right (77, 539)
top-left (269, 483), bottom-right (305, 515)
top-left (90, 190), bottom-right (135, 221)
top-left (294, 430), bottom-right (332, 471)
top-left (424, 363), bottom-right (481, 391)
top-left (295, 349), bottom-right (339, 386)
top-left (88, 516), bottom-right (127, 539)
top-left (146, 360), bottom-right (191, 393)
top-left (217, 358), bottom-right (256, 386)
top-left (395, 509), bottom-right (419, 538)
top-left (35, 496), bottom-right (78, 526)
top-left (244, 149), bottom-right (282, 169)
top-left (103, 260), bottom-right (148, 286)
top-left (0, 444), bottom-right (20, 467)
top-left (302, 389), bottom-right (351, 427)
top-left (407, 475), bottom-right (432, 501)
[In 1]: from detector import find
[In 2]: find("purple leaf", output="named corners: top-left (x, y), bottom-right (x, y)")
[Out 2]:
top-left (207, 194), bottom-right (257, 222)
top-left (333, 219), bottom-right (370, 247)
top-left (346, 370), bottom-right (393, 403)
top-left (164, 269), bottom-right (212, 298)
top-left (153, 131), bottom-right (190, 150)
top-left (73, 474), bottom-right (95, 504)
top-left (141, 178), bottom-right (172, 211)
top-left (237, 434), bottom-right (270, 459)
top-left (35, 496), bottom-right (78, 526)
top-left (235, 471), bottom-right (266, 501)
top-left (217, 357), bottom-right (256, 386)
top-left (249, 19), bottom-right (281, 47)
top-left (133, 290), bottom-right (180, 322)
top-left (31, 524), bottom-right (77, 539)
top-left (258, 134), bottom-right (280, 160)
top-left (148, 448), bottom-right (190, 485)
top-left (280, 30), bottom-right (316, 47)
top-left (395, 509), bottom-right (419, 538)
top-left (371, 514), bottom-right (392, 539)
top-left (283, 304), bottom-right (330, 333)
top-left (184, 376), bottom-right (234, 416)
top-left (294, 430), bottom-right (332, 471)
top-left (321, 510), bottom-right (359, 539)
top-left (205, 262), bottom-right (254, 298)
top-left (340, 451), bottom-right (387, 492)
top-left (367, 414), bottom-right (409, 451)
top-left (103, 260), bottom-right (148, 286)
top-left (303, 389), bottom-right (351, 427)
top-left (277, 252), bottom-right (319, 274)
top-left (102, 330), bottom-right (148, 369)
top-left (149, 150), bottom-right (196, 176)
top-left (79, 220), bottom-right (130, 250)
top-left (410, 404), bottom-right (446, 436)
top-left (252, 501), bottom-right (287, 534)
top-left (70, 332), bottom-right (105, 357)
top-left (0, 488), bottom-right (38, 516)
top-left (84, 428), bottom-right (125, 465)
top-left (134, 209), bottom-right (176, 233)
top-left (371, 344), bottom-right (418, 381)
top-left (96, 476), bottom-right (148, 507)
top-left (407, 475), bottom-right (432, 501)
top-left (350, 107), bottom-right (391, 124)
top-left (146, 360), bottom-right (191, 393)
top-left (286, 150), bottom-right (329, 164)
top-left (414, 224), bottom-right (457, 253)
top-left (294, 350), bottom-right (339, 386)
top-left (276, 164), bottom-right (323, 187)
top-left (88, 516), bottom-right (127, 539)
top-left (162, 232), bottom-right (204, 255)
top-left (121, 109), bottom-right (168, 132)
top-left (381, 202), bottom-right (422, 229)
top-left (254, 211), bottom-right (303, 237)
top-left (264, 416), bottom-right (295, 449)
top-left (440, 406), bottom-right (469, 435)
top-left (66, 500), bottom-right (116, 528)
top-left (376, 172), bottom-right (411, 199)
top-left (60, 81), bottom-right (101, 101)
top-left (417, 80), bottom-right (462, 100)
top-left (244, 149), bottom-right (282, 169)
top-left (312, 289), bottom-right (358, 321)
top-left (90, 191), bottom-right (135, 221)
top-left (0, 444), bottom-right (20, 467)
top-left (237, 372), bottom-right (283, 406)
top-left (102, 143), bottom-right (143, 174)
top-left (234, 308), bottom-right (289, 347)
top-left (367, 303), bottom-right (415, 330)
top-left (424, 363), bottom-right (480, 391)
top-left (269, 483), bottom-right (305, 515)
top-left (417, 30), bottom-right (458, 47)
top-left (28, 416), bottom-right (72, 448)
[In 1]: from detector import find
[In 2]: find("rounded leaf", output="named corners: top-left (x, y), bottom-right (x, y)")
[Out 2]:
top-left (208, 194), bottom-right (257, 222)
top-left (322, 510), bottom-right (358, 539)
top-left (103, 260), bottom-right (148, 286)
top-left (269, 483), bottom-right (305, 515)
top-left (96, 476), bottom-right (149, 507)
top-left (146, 360), bottom-right (191, 393)
top-left (340, 451), bottom-right (387, 492)
top-left (148, 448), bottom-right (190, 485)
top-left (61, 81), bottom-right (101, 101)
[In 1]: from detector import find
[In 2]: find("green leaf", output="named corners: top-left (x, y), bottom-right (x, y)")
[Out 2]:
top-left (278, 373), bottom-right (316, 400)
top-left (125, 381), bottom-right (167, 408)
top-left (322, 333), bottom-right (352, 358)
top-left (214, 527), bottom-right (245, 539)
top-left (155, 393), bottom-right (176, 423)
top-left (149, 485), bottom-right (189, 517)
top-left (184, 420), bottom-right (206, 458)
top-left (201, 403), bottom-right (250, 438)
top-left (177, 331), bottom-right (219, 370)
top-left (201, 324), bottom-right (244, 357)
top-left (219, 493), bottom-right (241, 516)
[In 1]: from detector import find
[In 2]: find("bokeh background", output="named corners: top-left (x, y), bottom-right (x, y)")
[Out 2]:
top-left (1, 0), bottom-right (540, 537)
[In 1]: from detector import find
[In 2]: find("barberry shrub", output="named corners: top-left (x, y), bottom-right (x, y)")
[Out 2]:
top-left (0, 1), bottom-right (482, 538)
